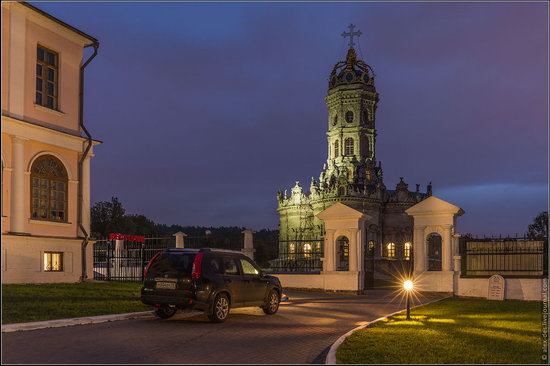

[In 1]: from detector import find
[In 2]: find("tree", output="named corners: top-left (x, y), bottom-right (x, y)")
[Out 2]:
top-left (526, 211), bottom-right (548, 241)
top-left (91, 197), bottom-right (131, 238)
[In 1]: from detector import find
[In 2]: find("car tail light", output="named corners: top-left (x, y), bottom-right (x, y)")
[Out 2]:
top-left (143, 251), bottom-right (162, 278)
top-left (191, 252), bottom-right (204, 280)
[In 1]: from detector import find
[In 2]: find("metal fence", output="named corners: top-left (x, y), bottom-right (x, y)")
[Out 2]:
top-left (93, 237), bottom-right (175, 281)
top-left (268, 239), bottom-right (324, 273)
top-left (461, 238), bottom-right (547, 277)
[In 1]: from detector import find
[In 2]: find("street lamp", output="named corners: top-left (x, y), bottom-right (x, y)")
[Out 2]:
top-left (403, 279), bottom-right (413, 320)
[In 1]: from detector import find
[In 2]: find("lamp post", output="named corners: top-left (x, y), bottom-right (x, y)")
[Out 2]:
top-left (404, 279), bottom-right (413, 320)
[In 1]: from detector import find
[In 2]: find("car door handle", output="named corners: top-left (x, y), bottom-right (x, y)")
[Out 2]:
top-left (225, 278), bottom-right (232, 283)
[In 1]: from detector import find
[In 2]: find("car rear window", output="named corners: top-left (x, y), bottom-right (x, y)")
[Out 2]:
top-left (149, 252), bottom-right (195, 275)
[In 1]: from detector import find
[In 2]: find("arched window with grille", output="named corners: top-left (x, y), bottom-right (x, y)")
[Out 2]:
top-left (31, 155), bottom-right (68, 222)
top-left (334, 140), bottom-right (340, 158)
top-left (386, 242), bottom-right (396, 258)
top-left (344, 138), bottom-right (354, 156)
top-left (336, 236), bottom-right (349, 271)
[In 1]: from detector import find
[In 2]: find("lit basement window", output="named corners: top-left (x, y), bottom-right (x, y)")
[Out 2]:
top-left (44, 252), bottom-right (63, 272)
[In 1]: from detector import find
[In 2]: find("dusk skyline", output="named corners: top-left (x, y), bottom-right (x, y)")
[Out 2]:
top-left (32, 1), bottom-right (548, 236)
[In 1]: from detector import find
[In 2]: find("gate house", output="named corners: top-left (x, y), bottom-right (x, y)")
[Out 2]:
top-left (273, 197), bottom-right (546, 301)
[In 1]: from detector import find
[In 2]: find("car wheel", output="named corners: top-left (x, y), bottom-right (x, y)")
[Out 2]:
top-left (208, 293), bottom-right (230, 323)
top-left (155, 306), bottom-right (177, 319)
top-left (262, 289), bottom-right (280, 315)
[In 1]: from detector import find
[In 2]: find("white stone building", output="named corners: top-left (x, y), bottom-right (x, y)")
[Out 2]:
top-left (1, 2), bottom-right (100, 283)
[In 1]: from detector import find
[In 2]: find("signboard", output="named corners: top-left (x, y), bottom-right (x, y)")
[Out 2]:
top-left (488, 274), bottom-right (505, 300)
top-left (108, 233), bottom-right (145, 243)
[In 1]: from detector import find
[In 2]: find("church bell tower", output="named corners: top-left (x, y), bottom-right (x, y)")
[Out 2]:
top-left (324, 24), bottom-right (379, 182)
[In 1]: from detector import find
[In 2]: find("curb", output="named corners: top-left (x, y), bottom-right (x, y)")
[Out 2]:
top-left (325, 295), bottom-right (452, 364)
top-left (2, 311), bottom-right (156, 333)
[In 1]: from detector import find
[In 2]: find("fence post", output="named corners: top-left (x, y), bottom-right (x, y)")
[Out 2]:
top-left (140, 242), bottom-right (145, 282)
top-left (106, 241), bottom-right (111, 281)
top-left (241, 229), bottom-right (255, 260)
top-left (174, 232), bottom-right (187, 248)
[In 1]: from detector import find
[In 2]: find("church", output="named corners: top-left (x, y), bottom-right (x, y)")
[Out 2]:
top-left (275, 25), bottom-right (432, 284)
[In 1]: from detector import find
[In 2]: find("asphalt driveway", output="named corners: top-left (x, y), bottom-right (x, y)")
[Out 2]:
top-left (2, 289), bottom-right (447, 364)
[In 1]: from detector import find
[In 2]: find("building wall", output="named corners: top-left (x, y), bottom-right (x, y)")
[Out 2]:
top-left (274, 271), bottom-right (361, 293)
top-left (23, 15), bottom-right (83, 132)
top-left (2, 235), bottom-right (93, 283)
top-left (1, 2), bottom-right (98, 284)
top-left (1, 6), bottom-right (10, 111)
top-left (2, 2), bottom-right (87, 131)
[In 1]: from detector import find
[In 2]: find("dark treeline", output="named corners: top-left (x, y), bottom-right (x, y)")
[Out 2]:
top-left (90, 197), bottom-right (279, 266)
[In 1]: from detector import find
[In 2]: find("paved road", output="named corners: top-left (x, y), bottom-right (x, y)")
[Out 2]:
top-left (2, 290), bottom-right (447, 364)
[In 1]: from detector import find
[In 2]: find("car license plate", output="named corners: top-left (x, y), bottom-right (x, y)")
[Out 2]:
top-left (156, 281), bottom-right (176, 290)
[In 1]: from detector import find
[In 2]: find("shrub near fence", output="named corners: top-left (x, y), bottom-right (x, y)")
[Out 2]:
top-left (461, 238), bottom-right (547, 277)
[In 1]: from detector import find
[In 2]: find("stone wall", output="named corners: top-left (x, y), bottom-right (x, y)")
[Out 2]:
top-left (456, 277), bottom-right (544, 301)
top-left (2, 234), bottom-right (92, 283)
top-left (274, 271), bottom-right (361, 293)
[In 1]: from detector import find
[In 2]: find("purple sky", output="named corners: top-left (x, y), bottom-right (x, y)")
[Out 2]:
top-left (33, 1), bottom-right (548, 235)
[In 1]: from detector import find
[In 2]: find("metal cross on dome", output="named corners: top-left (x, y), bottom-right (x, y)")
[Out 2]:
top-left (341, 24), bottom-right (362, 48)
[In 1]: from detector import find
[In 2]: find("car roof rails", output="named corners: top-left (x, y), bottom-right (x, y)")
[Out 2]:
top-left (199, 248), bottom-right (243, 254)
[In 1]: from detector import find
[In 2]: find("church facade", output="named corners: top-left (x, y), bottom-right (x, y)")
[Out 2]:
top-left (275, 27), bottom-right (432, 280)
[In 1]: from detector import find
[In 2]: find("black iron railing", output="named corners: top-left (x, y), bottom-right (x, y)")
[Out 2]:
top-left (461, 238), bottom-right (547, 277)
top-left (268, 239), bottom-right (324, 273)
top-left (93, 237), bottom-right (175, 281)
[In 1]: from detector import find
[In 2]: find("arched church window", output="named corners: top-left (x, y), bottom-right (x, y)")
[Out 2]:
top-left (362, 110), bottom-right (368, 123)
top-left (404, 242), bottom-right (412, 260)
top-left (345, 111), bottom-right (354, 123)
top-left (427, 233), bottom-right (442, 271)
top-left (336, 236), bottom-right (349, 271)
top-left (386, 242), bottom-right (395, 258)
top-left (303, 243), bottom-right (312, 259)
top-left (288, 242), bottom-right (296, 260)
top-left (367, 240), bottom-right (375, 256)
top-left (31, 155), bottom-right (68, 222)
top-left (344, 138), bottom-right (354, 156)
top-left (338, 186), bottom-right (346, 196)
top-left (334, 140), bottom-right (340, 158)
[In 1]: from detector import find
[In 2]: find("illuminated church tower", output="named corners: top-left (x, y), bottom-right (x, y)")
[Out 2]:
top-left (275, 25), bottom-right (431, 272)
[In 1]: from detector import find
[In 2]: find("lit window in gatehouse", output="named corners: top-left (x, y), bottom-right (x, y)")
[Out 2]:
top-left (44, 252), bottom-right (63, 272)
top-left (404, 242), bottom-right (412, 260)
top-left (303, 243), bottom-right (312, 258)
top-left (31, 155), bottom-right (68, 222)
top-left (334, 140), bottom-right (340, 158)
top-left (337, 236), bottom-right (349, 271)
top-left (386, 242), bottom-right (396, 258)
top-left (344, 138), bottom-right (354, 156)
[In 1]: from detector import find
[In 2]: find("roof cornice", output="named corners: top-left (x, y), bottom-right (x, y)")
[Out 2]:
top-left (8, 1), bottom-right (98, 46)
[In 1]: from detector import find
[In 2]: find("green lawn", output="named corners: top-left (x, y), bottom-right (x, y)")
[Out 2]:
top-left (337, 297), bottom-right (545, 364)
top-left (2, 282), bottom-right (149, 324)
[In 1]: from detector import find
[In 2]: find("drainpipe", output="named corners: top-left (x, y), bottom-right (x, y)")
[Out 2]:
top-left (78, 42), bottom-right (99, 281)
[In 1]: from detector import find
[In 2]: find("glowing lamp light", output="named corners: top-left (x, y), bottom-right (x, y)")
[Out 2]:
top-left (403, 279), bottom-right (414, 320)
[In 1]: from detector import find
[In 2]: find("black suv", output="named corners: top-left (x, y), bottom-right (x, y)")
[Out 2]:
top-left (141, 248), bottom-right (283, 322)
